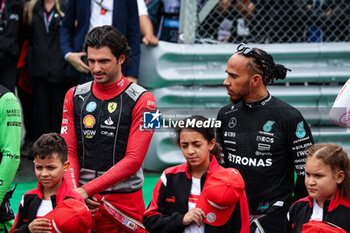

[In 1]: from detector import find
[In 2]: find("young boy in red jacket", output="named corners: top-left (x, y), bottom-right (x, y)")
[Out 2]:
top-left (10, 133), bottom-right (90, 233)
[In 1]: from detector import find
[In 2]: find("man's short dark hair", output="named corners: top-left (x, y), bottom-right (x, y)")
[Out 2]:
top-left (83, 25), bottom-right (131, 66)
top-left (33, 133), bottom-right (68, 163)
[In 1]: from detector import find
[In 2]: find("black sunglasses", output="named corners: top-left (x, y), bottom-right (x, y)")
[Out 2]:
top-left (236, 43), bottom-right (253, 54)
top-left (236, 43), bottom-right (265, 80)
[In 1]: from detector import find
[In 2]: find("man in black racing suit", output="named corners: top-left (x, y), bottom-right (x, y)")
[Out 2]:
top-left (216, 44), bottom-right (313, 233)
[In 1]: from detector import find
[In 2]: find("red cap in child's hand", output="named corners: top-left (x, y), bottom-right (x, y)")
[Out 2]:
top-left (302, 220), bottom-right (347, 233)
top-left (43, 198), bottom-right (92, 233)
top-left (197, 168), bottom-right (245, 226)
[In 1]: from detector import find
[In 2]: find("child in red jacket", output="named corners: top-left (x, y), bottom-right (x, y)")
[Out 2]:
top-left (286, 143), bottom-right (350, 233)
top-left (10, 133), bottom-right (91, 233)
top-left (143, 115), bottom-right (250, 233)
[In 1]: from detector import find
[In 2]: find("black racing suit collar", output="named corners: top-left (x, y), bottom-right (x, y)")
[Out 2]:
top-left (243, 92), bottom-right (272, 108)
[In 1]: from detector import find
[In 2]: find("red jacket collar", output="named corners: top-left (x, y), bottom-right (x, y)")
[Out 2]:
top-left (328, 190), bottom-right (350, 211)
top-left (303, 190), bottom-right (350, 210)
top-left (184, 154), bottom-right (223, 179)
top-left (36, 178), bottom-right (68, 202)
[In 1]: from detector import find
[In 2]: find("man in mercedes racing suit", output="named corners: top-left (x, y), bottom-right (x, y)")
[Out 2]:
top-left (216, 44), bottom-right (314, 233)
top-left (61, 26), bottom-right (156, 233)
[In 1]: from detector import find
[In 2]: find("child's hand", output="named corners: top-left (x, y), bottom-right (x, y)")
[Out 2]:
top-left (28, 218), bottom-right (52, 233)
top-left (86, 195), bottom-right (100, 214)
top-left (182, 208), bottom-right (205, 227)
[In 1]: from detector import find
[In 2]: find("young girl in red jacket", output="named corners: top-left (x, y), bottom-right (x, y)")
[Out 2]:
top-left (143, 115), bottom-right (250, 233)
top-left (286, 143), bottom-right (350, 233)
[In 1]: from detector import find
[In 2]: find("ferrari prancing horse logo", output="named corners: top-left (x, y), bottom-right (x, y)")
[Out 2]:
top-left (108, 102), bottom-right (117, 113)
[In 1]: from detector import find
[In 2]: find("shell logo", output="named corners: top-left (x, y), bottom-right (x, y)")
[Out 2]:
top-left (83, 115), bottom-right (95, 128)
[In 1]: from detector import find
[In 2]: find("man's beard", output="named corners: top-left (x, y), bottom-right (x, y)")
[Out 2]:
top-left (229, 96), bottom-right (243, 104)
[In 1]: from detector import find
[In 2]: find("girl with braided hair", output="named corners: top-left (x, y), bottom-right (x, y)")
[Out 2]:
top-left (286, 143), bottom-right (350, 233)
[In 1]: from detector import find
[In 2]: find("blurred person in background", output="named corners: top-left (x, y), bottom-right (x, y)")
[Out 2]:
top-left (138, 0), bottom-right (158, 46)
top-left (17, 39), bottom-right (35, 159)
top-left (301, 0), bottom-right (349, 42)
top-left (0, 0), bottom-right (24, 92)
top-left (60, 0), bottom-right (140, 84)
top-left (25, 0), bottom-right (75, 140)
top-left (302, 0), bottom-right (334, 42)
top-left (201, 0), bottom-right (254, 42)
top-left (149, 0), bottom-right (254, 43)
top-left (146, 0), bottom-right (180, 43)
